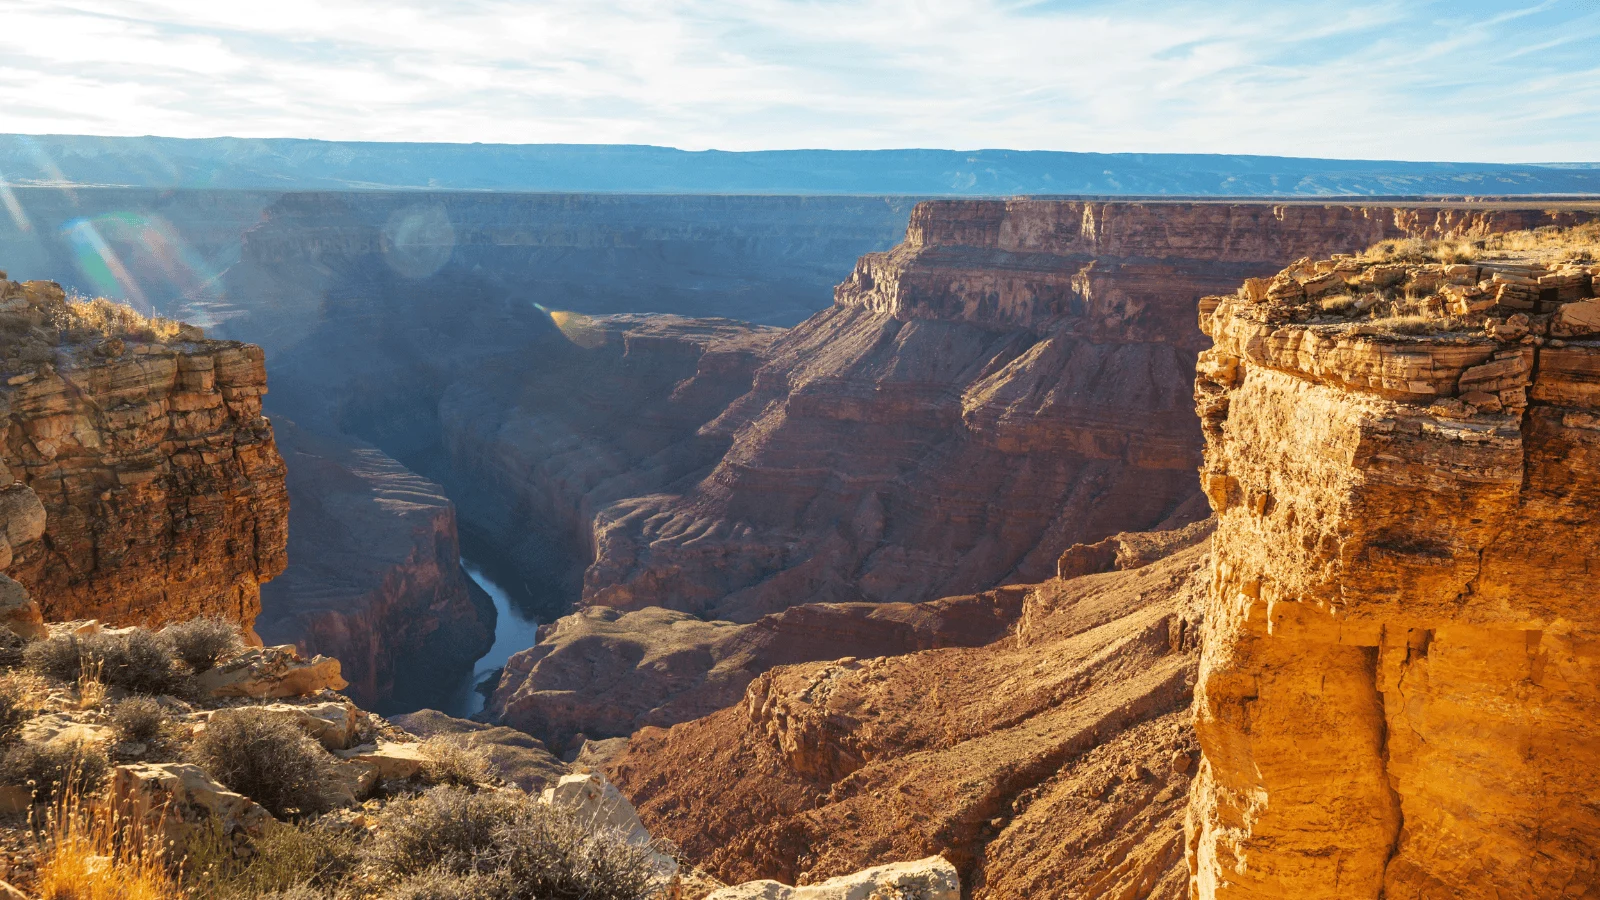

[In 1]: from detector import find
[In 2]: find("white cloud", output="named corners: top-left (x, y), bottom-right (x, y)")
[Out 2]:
top-left (0, 0), bottom-right (1595, 160)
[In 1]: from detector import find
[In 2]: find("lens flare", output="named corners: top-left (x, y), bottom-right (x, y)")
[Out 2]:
top-left (56, 212), bottom-right (226, 322)
top-left (381, 204), bottom-right (455, 279)
top-left (545, 308), bottom-right (607, 348)
top-left (61, 217), bottom-right (146, 309)
top-left (0, 169), bottom-right (32, 233)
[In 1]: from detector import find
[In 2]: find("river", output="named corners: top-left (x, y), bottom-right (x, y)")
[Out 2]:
top-left (439, 556), bottom-right (543, 717)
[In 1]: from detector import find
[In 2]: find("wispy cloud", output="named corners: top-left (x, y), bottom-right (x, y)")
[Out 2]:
top-left (0, 0), bottom-right (1596, 161)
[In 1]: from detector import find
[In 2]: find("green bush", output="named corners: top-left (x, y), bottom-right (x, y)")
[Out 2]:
top-left (187, 708), bottom-right (339, 819)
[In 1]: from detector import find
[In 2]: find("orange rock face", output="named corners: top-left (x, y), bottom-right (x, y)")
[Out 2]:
top-left (0, 277), bottom-right (287, 630)
top-left (583, 201), bottom-right (1600, 623)
top-left (1187, 239), bottom-right (1600, 898)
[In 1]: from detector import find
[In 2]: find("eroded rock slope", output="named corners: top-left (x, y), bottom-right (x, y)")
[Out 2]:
top-left (0, 274), bottom-right (287, 630)
top-left (608, 538), bottom-right (1208, 898)
top-left (1187, 229), bottom-right (1600, 898)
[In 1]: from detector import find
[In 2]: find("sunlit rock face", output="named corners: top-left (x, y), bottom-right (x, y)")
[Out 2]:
top-left (0, 276), bottom-right (287, 630)
top-left (1187, 241), bottom-right (1600, 899)
top-left (581, 201), bottom-right (1600, 623)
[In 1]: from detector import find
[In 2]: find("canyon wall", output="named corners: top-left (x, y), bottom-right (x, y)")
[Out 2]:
top-left (579, 201), bottom-right (1598, 625)
top-left (256, 419), bottom-right (491, 711)
top-left (0, 275), bottom-right (287, 629)
top-left (1187, 245), bottom-right (1600, 897)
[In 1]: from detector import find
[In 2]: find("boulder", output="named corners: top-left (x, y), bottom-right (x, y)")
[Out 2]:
top-left (540, 772), bottom-right (677, 878)
top-left (336, 740), bottom-right (426, 781)
top-left (705, 857), bottom-right (960, 900)
top-left (108, 762), bottom-right (275, 842)
top-left (262, 700), bottom-right (363, 750)
top-left (18, 714), bottom-right (114, 748)
top-left (195, 645), bottom-right (346, 699)
top-left (0, 575), bottom-right (44, 640)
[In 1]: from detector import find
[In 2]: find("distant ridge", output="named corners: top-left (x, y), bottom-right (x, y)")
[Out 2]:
top-left (2, 134), bottom-right (1597, 197)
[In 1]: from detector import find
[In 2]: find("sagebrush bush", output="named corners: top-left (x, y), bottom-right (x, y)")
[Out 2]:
top-left (418, 735), bottom-right (494, 788)
top-left (365, 786), bottom-right (661, 900)
top-left (0, 739), bottom-right (110, 802)
top-left (187, 708), bottom-right (339, 819)
top-left (24, 630), bottom-right (186, 695)
top-left (159, 617), bottom-right (243, 673)
top-left (0, 675), bottom-right (39, 744)
top-left (0, 627), bottom-right (27, 669)
top-left (110, 697), bottom-right (167, 744)
top-left (386, 868), bottom-right (516, 900)
top-left (184, 817), bottom-right (360, 898)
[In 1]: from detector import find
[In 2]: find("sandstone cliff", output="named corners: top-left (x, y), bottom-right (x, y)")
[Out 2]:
top-left (0, 274), bottom-right (287, 630)
top-left (608, 537), bottom-right (1207, 898)
top-left (256, 420), bottom-right (491, 711)
top-left (582, 201), bottom-right (1598, 624)
top-left (1187, 227), bottom-right (1600, 898)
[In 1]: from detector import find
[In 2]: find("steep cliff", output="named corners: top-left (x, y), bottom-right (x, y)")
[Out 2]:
top-left (256, 420), bottom-right (491, 711)
top-left (0, 274), bottom-right (287, 630)
top-left (582, 200), bottom-right (1600, 624)
top-left (608, 536), bottom-right (1207, 897)
top-left (1187, 227), bottom-right (1600, 898)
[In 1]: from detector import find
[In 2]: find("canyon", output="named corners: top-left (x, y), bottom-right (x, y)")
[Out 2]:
top-left (3, 190), bottom-right (1600, 898)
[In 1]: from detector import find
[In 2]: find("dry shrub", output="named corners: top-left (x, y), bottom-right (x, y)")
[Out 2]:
top-left (187, 707), bottom-right (339, 819)
top-left (386, 867), bottom-right (517, 900)
top-left (183, 817), bottom-right (360, 898)
top-left (366, 786), bottom-right (661, 900)
top-left (76, 657), bottom-right (107, 711)
top-left (159, 617), bottom-right (244, 674)
top-left (1362, 237), bottom-right (1477, 265)
top-left (32, 779), bottom-right (180, 900)
top-left (111, 697), bottom-right (168, 744)
top-left (0, 627), bottom-right (27, 669)
top-left (49, 297), bottom-right (189, 344)
top-left (1373, 314), bottom-right (1437, 335)
top-left (0, 674), bottom-right (41, 744)
top-left (24, 630), bottom-right (186, 696)
top-left (418, 735), bottom-right (495, 788)
top-left (0, 740), bottom-right (110, 804)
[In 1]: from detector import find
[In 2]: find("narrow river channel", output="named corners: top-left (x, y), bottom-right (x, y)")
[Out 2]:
top-left (440, 556), bottom-right (543, 717)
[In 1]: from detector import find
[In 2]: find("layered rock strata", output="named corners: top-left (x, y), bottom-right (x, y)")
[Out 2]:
top-left (0, 275), bottom-right (287, 629)
top-left (256, 420), bottom-right (490, 711)
top-left (581, 201), bottom-right (1600, 624)
top-left (486, 587), bottom-right (1025, 755)
top-left (609, 538), bottom-right (1208, 898)
top-left (1187, 230), bottom-right (1600, 898)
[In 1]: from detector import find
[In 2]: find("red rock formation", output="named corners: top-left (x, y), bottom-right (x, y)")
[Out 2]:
top-left (0, 276), bottom-right (287, 630)
top-left (608, 539), bottom-right (1207, 897)
top-left (583, 200), bottom-right (1598, 624)
top-left (485, 588), bottom-right (1025, 755)
top-left (1187, 230), bottom-right (1600, 898)
top-left (256, 420), bottom-right (490, 710)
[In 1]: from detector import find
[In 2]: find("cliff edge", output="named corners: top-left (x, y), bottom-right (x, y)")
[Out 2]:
top-left (0, 274), bottom-right (287, 631)
top-left (1188, 227), bottom-right (1600, 898)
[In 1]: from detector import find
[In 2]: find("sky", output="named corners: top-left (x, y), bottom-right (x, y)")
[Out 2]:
top-left (1, 0), bottom-right (1598, 162)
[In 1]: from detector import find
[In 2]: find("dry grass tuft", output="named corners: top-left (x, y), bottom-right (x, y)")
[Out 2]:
top-left (76, 658), bottom-right (107, 711)
top-left (417, 735), bottom-right (495, 788)
top-left (32, 779), bottom-right (181, 900)
top-left (49, 297), bottom-right (191, 344)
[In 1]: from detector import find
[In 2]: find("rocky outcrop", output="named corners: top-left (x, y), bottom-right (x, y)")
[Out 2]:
top-left (0, 274), bottom-right (287, 631)
top-left (707, 856), bottom-right (960, 900)
top-left (581, 201), bottom-right (1600, 624)
top-left (486, 588), bottom-right (1025, 754)
top-left (391, 709), bottom-right (567, 793)
top-left (609, 538), bottom-right (1207, 897)
top-left (1186, 231), bottom-right (1600, 898)
top-left (256, 420), bottom-right (490, 710)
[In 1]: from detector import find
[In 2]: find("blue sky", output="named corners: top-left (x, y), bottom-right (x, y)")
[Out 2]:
top-left (2, 0), bottom-right (1597, 161)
